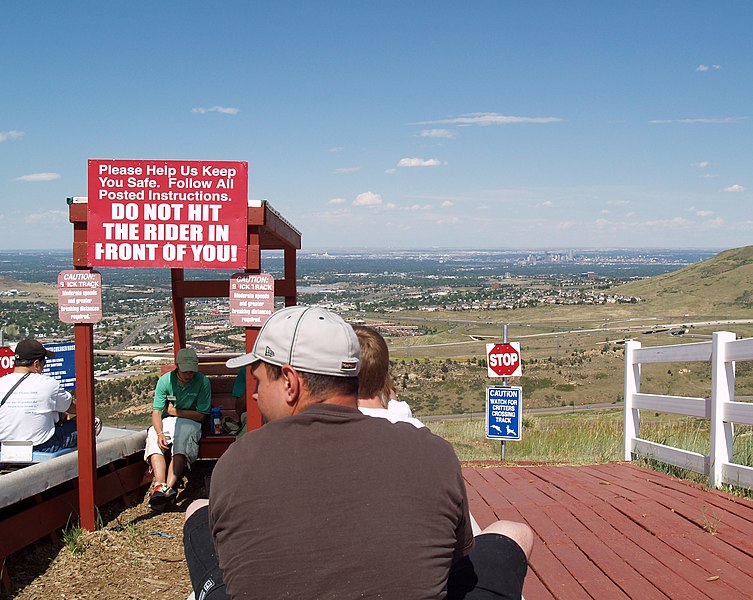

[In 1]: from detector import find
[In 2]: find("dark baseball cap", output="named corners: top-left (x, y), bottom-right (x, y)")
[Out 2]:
top-left (14, 339), bottom-right (55, 361)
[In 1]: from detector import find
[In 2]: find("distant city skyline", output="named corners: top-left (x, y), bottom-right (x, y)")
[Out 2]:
top-left (2, 2), bottom-right (751, 251)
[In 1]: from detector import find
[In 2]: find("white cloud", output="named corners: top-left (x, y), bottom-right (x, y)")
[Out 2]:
top-left (0, 130), bottom-right (25, 142)
top-left (397, 158), bottom-right (443, 168)
top-left (328, 197), bottom-right (346, 205)
top-left (353, 191), bottom-right (382, 206)
top-left (695, 210), bottom-right (713, 217)
top-left (441, 200), bottom-right (454, 207)
top-left (24, 210), bottom-right (67, 224)
top-left (701, 173), bottom-right (719, 178)
top-left (692, 161), bottom-right (710, 168)
top-left (417, 112), bottom-right (563, 126)
top-left (643, 216), bottom-right (689, 227)
top-left (14, 172), bottom-right (61, 182)
top-left (385, 168), bottom-right (397, 174)
top-left (334, 167), bottom-right (360, 174)
top-left (191, 106), bottom-right (239, 115)
top-left (696, 64), bottom-right (722, 72)
top-left (537, 200), bottom-right (553, 208)
top-left (418, 129), bottom-right (456, 138)
top-left (649, 117), bottom-right (748, 124)
top-left (328, 147), bottom-right (344, 153)
top-left (722, 184), bottom-right (745, 193)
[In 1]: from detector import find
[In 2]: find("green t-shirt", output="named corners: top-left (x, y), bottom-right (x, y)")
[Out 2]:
top-left (153, 370), bottom-right (212, 417)
top-left (232, 367), bottom-right (247, 398)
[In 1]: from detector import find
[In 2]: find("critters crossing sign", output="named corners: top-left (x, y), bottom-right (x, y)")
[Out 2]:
top-left (486, 342), bottom-right (522, 377)
top-left (486, 386), bottom-right (522, 441)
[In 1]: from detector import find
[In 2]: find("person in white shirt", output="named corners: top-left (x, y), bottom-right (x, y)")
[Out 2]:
top-left (353, 326), bottom-right (424, 428)
top-left (0, 339), bottom-right (77, 451)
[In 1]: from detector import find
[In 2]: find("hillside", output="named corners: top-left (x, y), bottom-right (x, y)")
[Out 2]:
top-left (611, 245), bottom-right (753, 316)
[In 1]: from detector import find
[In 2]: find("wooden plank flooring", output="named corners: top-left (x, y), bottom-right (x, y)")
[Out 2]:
top-left (463, 462), bottom-right (753, 599)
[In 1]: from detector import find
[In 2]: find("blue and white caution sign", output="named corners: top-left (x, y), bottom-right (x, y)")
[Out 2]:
top-left (485, 386), bottom-right (522, 441)
top-left (43, 342), bottom-right (76, 390)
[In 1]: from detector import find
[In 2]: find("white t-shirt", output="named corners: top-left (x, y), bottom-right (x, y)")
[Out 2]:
top-left (0, 372), bottom-right (73, 445)
top-left (359, 399), bottom-right (425, 428)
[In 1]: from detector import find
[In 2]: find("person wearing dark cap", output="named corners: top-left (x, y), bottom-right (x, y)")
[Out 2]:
top-left (182, 306), bottom-right (532, 599)
top-left (0, 338), bottom-right (78, 451)
top-left (145, 347), bottom-right (211, 510)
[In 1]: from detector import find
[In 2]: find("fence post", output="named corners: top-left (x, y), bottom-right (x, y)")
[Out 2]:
top-left (710, 331), bottom-right (735, 488)
top-left (623, 340), bottom-right (641, 461)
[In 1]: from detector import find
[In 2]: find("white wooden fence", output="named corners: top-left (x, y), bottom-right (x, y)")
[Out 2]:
top-left (624, 331), bottom-right (753, 490)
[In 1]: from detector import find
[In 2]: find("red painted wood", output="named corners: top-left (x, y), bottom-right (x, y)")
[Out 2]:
top-left (463, 463), bottom-right (753, 600)
top-left (74, 323), bottom-right (97, 531)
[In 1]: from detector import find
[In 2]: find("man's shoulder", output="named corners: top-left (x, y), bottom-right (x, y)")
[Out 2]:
top-left (157, 370), bottom-right (173, 384)
top-left (25, 372), bottom-right (60, 387)
top-left (1, 372), bottom-right (61, 393)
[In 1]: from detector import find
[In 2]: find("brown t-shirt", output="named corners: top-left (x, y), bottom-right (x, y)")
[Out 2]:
top-left (209, 403), bottom-right (473, 599)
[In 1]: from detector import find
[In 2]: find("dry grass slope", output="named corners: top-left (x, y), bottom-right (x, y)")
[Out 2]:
top-left (612, 245), bottom-right (753, 316)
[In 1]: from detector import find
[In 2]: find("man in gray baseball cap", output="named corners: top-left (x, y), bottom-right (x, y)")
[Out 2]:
top-left (184, 306), bottom-right (532, 599)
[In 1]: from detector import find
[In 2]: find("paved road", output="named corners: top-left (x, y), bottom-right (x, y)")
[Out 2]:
top-left (390, 318), bottom-right (753, 350)
top-left (422, 402), bottom-right (623, 422)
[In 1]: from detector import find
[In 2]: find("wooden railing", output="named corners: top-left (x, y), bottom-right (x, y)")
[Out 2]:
top-left (624, 331), bottom-right (753, 489)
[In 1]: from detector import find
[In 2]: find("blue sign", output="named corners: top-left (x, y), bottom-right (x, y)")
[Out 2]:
top-left (485, 386), bottom-right (522, 441)
top-left (42, 342), bottom-right (76, 390)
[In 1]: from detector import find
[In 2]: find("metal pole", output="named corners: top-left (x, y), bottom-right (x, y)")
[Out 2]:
top-left (500, 323), bottom-right (508, 461)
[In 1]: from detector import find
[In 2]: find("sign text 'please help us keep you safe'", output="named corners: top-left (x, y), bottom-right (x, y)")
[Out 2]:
top-left (87, 159), bottom-right (248, 269)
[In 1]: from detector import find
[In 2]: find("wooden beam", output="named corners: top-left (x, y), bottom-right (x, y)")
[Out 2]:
top-left (74, 322), bottom-right (97, 531)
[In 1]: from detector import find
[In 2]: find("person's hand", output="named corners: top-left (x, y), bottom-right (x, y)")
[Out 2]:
top-left (157, 432), bottom-right (171, 450)
top-left (166, 403), bottom-right (178, 417)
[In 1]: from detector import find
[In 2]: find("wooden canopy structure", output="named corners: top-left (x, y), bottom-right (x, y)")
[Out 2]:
top-left (68, 197), bottom-right (301, 529)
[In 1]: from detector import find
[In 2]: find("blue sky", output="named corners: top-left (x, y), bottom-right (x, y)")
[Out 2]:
top-left (2, 1), bottom-right (751, 251)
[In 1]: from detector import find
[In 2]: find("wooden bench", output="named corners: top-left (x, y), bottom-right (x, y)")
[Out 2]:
top-left (160, 358), bottom-right (245, 459)
top-left (197, 360), bottom-right (242, 458)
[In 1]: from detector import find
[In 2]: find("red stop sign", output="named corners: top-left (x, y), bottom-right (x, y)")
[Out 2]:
top-left (0, 346), bottom-right (15, 377)
top-left (487, 343), bottom-right (521, 377)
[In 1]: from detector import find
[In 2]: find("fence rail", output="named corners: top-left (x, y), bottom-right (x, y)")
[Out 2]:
top-left (624, 331), bottom-right (753, 490)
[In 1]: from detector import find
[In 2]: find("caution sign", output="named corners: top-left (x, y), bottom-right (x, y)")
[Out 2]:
top-left (42, 342), bottom-right (76, 390)
top-left (229, 273), bottom-right (275, 327)
top-left (58, 270), bottom-right (102, 324)
top-left (485, 386), bottom-right (522, 441)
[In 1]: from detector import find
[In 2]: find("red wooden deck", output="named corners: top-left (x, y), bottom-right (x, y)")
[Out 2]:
top-left (463, 462), bottom-right (753, 599)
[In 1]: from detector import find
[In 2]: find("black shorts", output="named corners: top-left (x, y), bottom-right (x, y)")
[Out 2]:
top-left (446, 533), bottom-right (528, 600)
top-left (183, 505), bottom-right (228, 600)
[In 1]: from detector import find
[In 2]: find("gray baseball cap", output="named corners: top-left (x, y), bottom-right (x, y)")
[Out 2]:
top-left (226, 306), bottom-right (360, 377)
top-left (176, 347), bottom-right (199, 372)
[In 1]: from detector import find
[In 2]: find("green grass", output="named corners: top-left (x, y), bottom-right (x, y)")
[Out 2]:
top-left (432, 408), bottom-right (753, 495)
top-left (62, 521), bottom-right (86, 556)
top-left (430, 410), bottom-right (623, 463)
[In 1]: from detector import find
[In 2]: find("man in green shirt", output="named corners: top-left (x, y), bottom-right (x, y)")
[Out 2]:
top-left (145, 347), bottom-right (211, 510)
